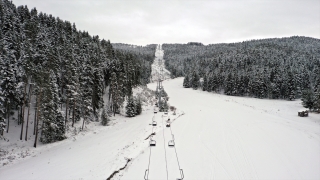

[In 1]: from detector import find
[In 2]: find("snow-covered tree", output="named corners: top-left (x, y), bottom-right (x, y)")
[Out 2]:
top-left (125, 96), bottom-right (135, 117)
top-left (313, 86), bottom-right (320, 111)
top-left (287, 71), bottom-right (295, 100)
top-left (191, 71), bottom-right (199, 90)
top-left (40, 72), bottom-right (65, 143)
top-left (183, 74), bottom-right (190, 88)
top-left (101, 108), bottom-right (110, 126)
top-left (202, 74), bottom-right (208, 91)
top-left (134, 97), bottom-right (142, 115)
top-left (301, 89), bottom-right (315, 110)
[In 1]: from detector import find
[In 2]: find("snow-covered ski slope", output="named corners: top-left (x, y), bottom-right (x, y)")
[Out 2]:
top-left (1, 77), bottom-right (319, 180)
top-left (150, 45), bottom-right (171, 82)
top-left (119, 77), bottom-right (320, 180)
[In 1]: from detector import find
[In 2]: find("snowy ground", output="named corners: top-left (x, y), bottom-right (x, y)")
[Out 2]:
top-left (118, 78), bottom-right (320, 180)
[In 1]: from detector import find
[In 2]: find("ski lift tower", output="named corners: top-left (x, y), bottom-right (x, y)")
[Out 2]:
top-left (159, 67), bottom-right (164, 88)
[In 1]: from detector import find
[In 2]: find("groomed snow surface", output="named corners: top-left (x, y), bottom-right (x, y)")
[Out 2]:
top-left (1, 77), bottom-right (319, 180)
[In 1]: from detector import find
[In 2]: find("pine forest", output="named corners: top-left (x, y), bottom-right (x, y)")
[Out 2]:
top-left (163, 38), bottom-right (320, 109)
top-left (0, 0), bottom-right (156, 144)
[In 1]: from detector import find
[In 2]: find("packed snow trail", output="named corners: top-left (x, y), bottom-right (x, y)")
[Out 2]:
top-left (121, 77), bottom-right (320, 179)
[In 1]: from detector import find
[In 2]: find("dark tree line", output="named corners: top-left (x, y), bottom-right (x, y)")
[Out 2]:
top-left (163, 37), bottom-right (320, 109)
top-left (0, 0), bottom-right (156, 144)
top-left (112, 43), bottom-right (157, 85)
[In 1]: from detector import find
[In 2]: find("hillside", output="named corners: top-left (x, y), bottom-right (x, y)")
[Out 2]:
top-left (163, 37), bottom-right (320, 102)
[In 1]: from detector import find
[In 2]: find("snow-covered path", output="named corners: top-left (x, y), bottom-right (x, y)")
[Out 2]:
top-left (120, 77), bottom-right (320, 180)
top-left (150, 45), bottom-right (171, 82)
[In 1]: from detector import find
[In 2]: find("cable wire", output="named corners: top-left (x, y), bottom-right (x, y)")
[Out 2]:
top-left (146, 114), bottom-right (155, 180)
top-left (169, 121), bottom-right (183, 179)
top-left (162, 115), bottom-right (169, 180)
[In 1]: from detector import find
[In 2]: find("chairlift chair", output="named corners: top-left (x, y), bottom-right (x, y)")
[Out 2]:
top-left (150, 140), bottom-right (156, 146)
top-left (177, 169), bottom-right (184, 180)
top-left (168, 140), bottom-right (175, 147)
top-left (152, 121), bottom-right (157, 126)
top-left (144, 169), bottom-right (148, 180)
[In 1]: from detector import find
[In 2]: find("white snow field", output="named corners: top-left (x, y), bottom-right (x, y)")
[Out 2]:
top-left (118, 78), bottom-right (320, 180)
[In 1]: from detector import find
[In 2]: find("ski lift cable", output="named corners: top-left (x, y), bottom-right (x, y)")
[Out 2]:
top-left (145, 141), bottom-right (152, 180)
top-left (169, 122), bottom-right (184, 179)
top-left (162, 115), bottom-right (169, 180)
top-left (145, 114), bottom-right (156, 180)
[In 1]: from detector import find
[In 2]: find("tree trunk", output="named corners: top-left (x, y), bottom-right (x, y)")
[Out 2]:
top-left (40, 117), bottom-right (44, 139)
top-left (18, 106), bottom-right (21, 125)
top-left (34, 89), bottom-right (41, 148)
top-left (72, 100), bottom-right (76, 127)
top-left (65, 97), bottom-right (69, 128)
top-left (33, 95), bottom-right (37, 135)
top-left (6, 101), bottom-right (9, 133)
top-left (82, 116), bottom-right (85, 130)
top-left (25, 84), bottom-right (33, 141)
top-left (20, 83), bottom-right (27, 140)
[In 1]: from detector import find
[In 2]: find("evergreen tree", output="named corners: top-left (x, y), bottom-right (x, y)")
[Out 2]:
top-left (191, 71), bottom-right (199, 90)
top-left (109, 72), bottom-right (118, 115)
top-left (134, 97), bottom-right (142, 115)
top-left (183, 74), bottom-right (190, 88)
top-left (287, 71), bottom-right (295, 100)
top-left (125, 96), bottom-right (135, 117)
top-left (207, 74), bottom-right (213, 92)
top-left (40, 72), bottom-right (65, 143)
top-left (314, 87), bottom-right (320, 111)
top-left (202, 74), bottom-right (208, 91)
top-left (0, 90), bottom-right (5, 137)
top-left (224, 73), bottom-right (233, 95)
top-left (301, 89), bottom-right (315, 110)
top-left (101, 108), bottom-right (110, 126)
top-left (257, 75), bottom-right (267, 98)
